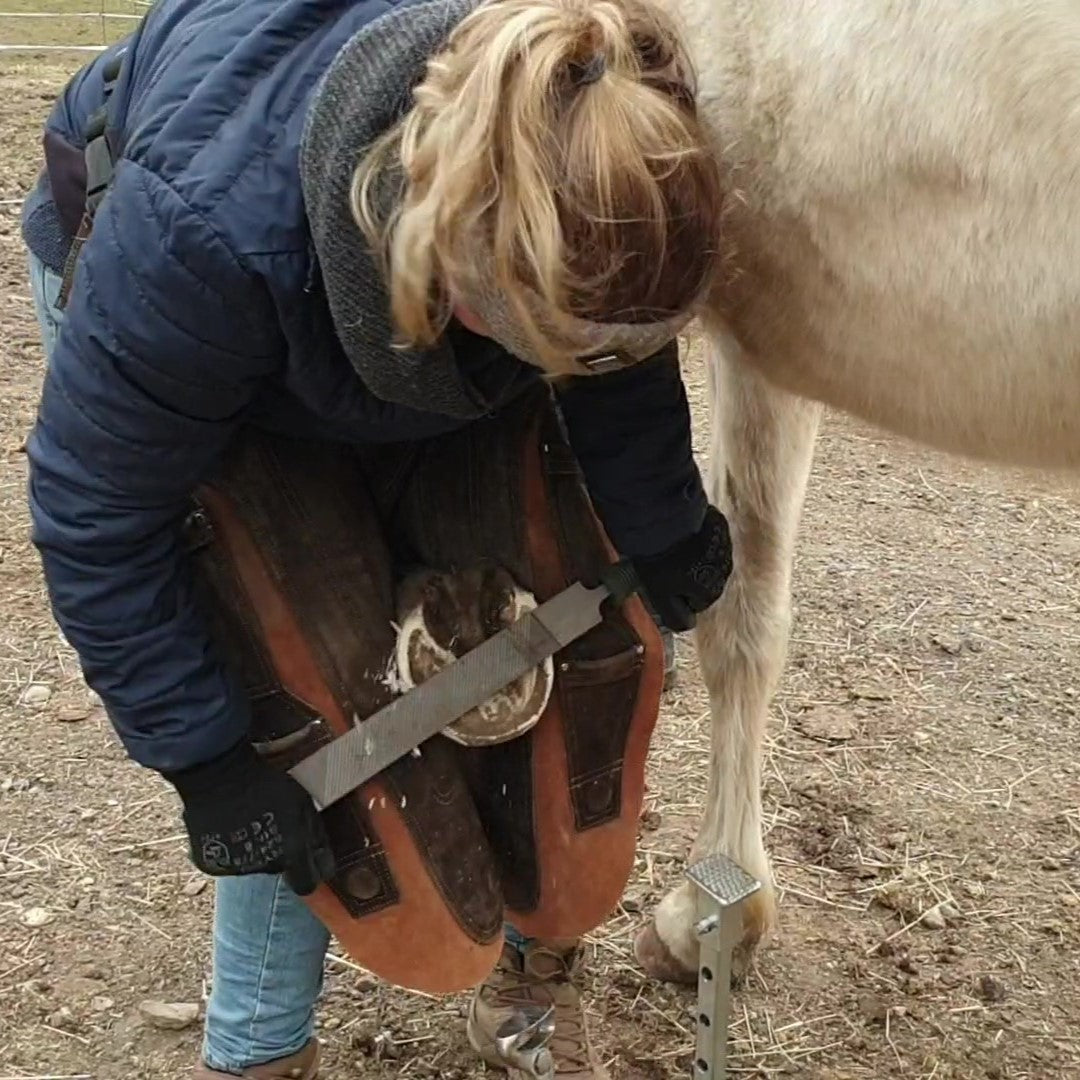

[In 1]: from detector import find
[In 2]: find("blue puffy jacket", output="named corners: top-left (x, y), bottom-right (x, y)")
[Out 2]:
top-left (21, 0), bottom-right (708, 773)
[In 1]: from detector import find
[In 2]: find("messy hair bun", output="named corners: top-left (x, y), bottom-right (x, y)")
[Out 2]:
top-left (353, 0), bottom-right (724, 368)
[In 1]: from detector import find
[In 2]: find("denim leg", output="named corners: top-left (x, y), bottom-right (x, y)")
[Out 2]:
top-left (504, 923), bottom-right (530, 953)
top-left (26, 251), bottom-right (64, 359)
top-left (203, 875), bottom-right (330, 1071)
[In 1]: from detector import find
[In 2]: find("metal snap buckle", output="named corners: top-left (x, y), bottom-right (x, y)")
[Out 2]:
top-left (578, 352), bottom-right (634, 375)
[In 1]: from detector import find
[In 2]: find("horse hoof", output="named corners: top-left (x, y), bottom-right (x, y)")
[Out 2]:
top-left (635, 882), bottom-right (773, 987)
top-left (634, 922), bottom-right (697, 985)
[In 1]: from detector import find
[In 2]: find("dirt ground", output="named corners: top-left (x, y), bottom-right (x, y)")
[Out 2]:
top-left (2, 42), bottom-right (1080, 1080)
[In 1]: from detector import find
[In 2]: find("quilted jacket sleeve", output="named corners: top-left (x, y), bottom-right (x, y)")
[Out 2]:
top-left (554, 340), bottom-right (708, 558)
top-left (26, 161), bottom-right (280, 773)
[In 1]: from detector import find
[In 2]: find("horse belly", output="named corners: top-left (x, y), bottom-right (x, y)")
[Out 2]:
top-left (705, 129), bottom-right (1080, 471)
top-left (718, 271), bottom-right (1080, 470)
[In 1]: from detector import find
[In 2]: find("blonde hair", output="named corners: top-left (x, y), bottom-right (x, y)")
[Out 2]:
top-left (352, 0), bottom-right (724, 368)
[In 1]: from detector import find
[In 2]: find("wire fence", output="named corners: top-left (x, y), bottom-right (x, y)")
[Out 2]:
top-left (0, 2), bottom-right (150, 54)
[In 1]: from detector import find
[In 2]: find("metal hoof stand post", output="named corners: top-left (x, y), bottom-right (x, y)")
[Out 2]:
top-left (686, 854), bottom-right (762, 1080)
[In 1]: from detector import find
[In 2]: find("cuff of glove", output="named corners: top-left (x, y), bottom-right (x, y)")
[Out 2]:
top-left (160, 736), bottom-right (258, 798)
top-left (633, 505), bottom-right (733, 632)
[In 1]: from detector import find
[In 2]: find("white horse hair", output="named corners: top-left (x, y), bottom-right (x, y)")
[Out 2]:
top-left (636, 0), bottom-right (1080, 982)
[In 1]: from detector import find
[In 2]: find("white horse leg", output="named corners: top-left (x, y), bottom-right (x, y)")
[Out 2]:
top-left (636, 337), bottom-right (821, 983)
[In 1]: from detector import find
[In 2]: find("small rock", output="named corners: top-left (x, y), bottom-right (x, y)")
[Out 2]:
top-left (182, 878), bottom-right (208, 897)
top-left (621, 896), bottom-right (642, 914)
top-left (372, 1032), bottom-right (401, 1061)
top-left (53, 974), bottom-right (93, 990)
top-left (56, 705), bottom-right (92, 723)
top-left (138, 1000), bottom-right (200, 1030)
top-left (895, 954), bottom-right (919, 975)
top-left (1013, 1019), bottom-right (1046, 1036)
top-left (21, 907), bottom-right (54, 928)
top-left (21, 683), bottom-right (52, 708)
top-left (639, 809), bottom-right (662, 831)
top-left (54, 975), bottom-right (107, 1000)
top-left (47, 1006), bottom-right (76, 1030)
top-left (921, 906), bottom-right (946, 930)
top-left (858, 994), bottom-right (889, 1024)
top-left (940, 902), bottom-right (961, 923)
top-left (349, 1026), bottom-right (377, 1051)
top-left (937, 943), bottom-right (966, 964)
top-left (931, 634), bottom-right (963, 656)
top-left (977, 975), bottom-right (1007, 1003)
top-left (91, 995), bottom-right (115, 1012)
top-left (324, 1016), bottom-right (341, 1030)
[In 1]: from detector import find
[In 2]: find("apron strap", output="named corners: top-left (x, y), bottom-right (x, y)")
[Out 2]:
top-left (56, 48), bottom-right (126, 310)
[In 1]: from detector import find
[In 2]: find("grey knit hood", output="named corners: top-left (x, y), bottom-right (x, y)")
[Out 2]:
top-left (300, 0), bottom-right (520, 421)
top-left (300, 0), bottom-right (693, 416)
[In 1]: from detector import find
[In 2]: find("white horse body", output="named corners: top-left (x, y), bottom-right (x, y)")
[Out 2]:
top-left (637, 0), bottom-right (1080, 980)
top-left (696, 0), bottom-right (1080, 465)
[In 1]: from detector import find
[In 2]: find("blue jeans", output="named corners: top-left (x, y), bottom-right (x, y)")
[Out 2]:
top-left (28, 250), bottom-right (529, 1071)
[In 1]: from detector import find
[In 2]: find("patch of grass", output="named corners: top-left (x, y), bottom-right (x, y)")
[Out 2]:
top-left (0, 0), bottom-right (141, 54)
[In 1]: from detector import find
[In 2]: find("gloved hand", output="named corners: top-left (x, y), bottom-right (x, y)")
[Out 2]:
top-left (162, 739), bottom-right (335, 896)
top-left (634, 505), bottom-right (733, 632)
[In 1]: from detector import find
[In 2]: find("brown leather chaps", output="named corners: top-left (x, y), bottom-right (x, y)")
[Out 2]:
top-left (182, 386), bottom-right (663, 993)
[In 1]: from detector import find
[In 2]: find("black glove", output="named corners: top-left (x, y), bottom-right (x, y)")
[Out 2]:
top-left (163, 739), bottom-right (335, 896)
top-left (634, 505), bottom-right (733, 633)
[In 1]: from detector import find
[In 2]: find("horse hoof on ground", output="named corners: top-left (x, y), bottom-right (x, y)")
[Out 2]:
top-left (635, 881), bottom-right (775, 986)
top-left (634, 920), bottom-right (697, 985)
top-left (634, 917), bottom-right (766, 987)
